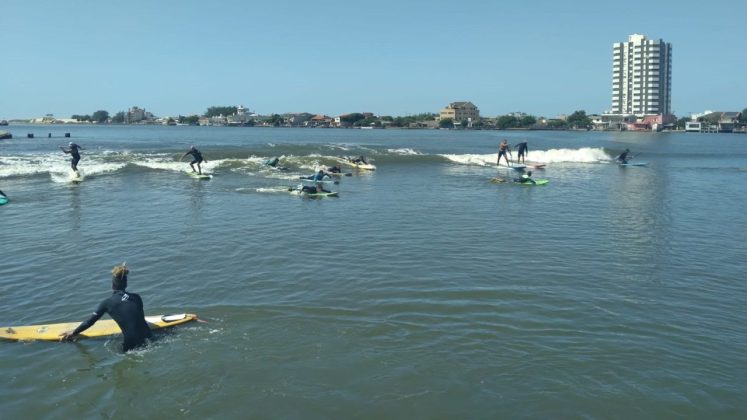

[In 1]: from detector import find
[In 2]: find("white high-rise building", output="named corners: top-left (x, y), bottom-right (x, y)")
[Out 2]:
top-left (610, 34), bottom-right (672, 116)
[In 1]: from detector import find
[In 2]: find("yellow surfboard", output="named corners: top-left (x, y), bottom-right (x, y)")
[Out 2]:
top-left (0, 313), bottom-right (198, 342)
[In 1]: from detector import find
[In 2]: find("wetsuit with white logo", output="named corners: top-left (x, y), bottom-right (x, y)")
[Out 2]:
top-left (72, 290), bottom-right (152, 352)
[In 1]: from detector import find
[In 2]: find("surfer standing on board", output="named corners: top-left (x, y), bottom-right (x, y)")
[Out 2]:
top-left (514, 141), bottom-right (528, 164)
top-left (60, 263), bottom-right (153, 352)
top-left (616, 148), bottom-right (631, 164)
top-left (497, 139), bottom-right (511, 166)
top-left (59, 142), bottom-right (84, 174)
top-left (182, 145), bottom-right (207, 174)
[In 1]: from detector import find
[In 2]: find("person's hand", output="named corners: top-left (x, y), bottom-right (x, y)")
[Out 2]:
top-left (59, 331), bottom-right (77, 342)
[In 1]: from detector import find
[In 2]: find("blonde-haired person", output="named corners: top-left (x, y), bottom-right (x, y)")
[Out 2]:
top-left (60, 263), bottom-right (152, 352)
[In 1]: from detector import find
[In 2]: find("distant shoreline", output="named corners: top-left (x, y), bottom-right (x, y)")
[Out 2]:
top-left (3, 121), bottom-right (745, 134)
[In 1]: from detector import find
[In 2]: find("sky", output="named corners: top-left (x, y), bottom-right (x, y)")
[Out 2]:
top-left (2, 0), bottom-right (746, 119)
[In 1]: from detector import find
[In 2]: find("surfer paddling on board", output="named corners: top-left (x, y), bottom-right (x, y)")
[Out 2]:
top-left (350, 155), bottom-right (368, 165)
top-left (514, 170), bottom-right (536, 185)
top-left (59, 142), bottom-right (84, 174)
top-left (182, 145), bottom-right (207, 174)
top-left (60, 263), bottom-right (153, 352)
top-left (301, 169), bottom-right (332, 182)
top-left (514, 141), bottom-right (528, 164)
top-left (497, 139), bottom-right (511, 166)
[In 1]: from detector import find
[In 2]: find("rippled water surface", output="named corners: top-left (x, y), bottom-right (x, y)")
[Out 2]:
top-left (1, 126), bottom-right (746, 418)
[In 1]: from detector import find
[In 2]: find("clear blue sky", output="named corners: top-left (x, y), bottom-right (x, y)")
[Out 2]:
top-left (2, 0), bottom-right (746, 119)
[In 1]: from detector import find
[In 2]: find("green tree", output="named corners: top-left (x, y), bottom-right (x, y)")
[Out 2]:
top-left (92, 110), bottom-right (109, 123)
top-left (676, 117), bottom-right (690, 130)
top-left (204, 106), bottom-right (238, 118)
top-left (340, 113), bottom-right (365, 125)
top-left (699, 113), bottom-right (721, 125)
top-left (267, 114), bottom-right (284, 127)
top-left (566, 110), bottom-right (591, 129)
top-left (71, 114), bottom-right (91, 122)
top-left (439, 118), bottom-right (454, 128)
top-left (413, 113), bottom-right (437, 121)
top-left (111, 112), bottom-right (126, 123)
top-left (738, 108), bottom-right (747, 124)
top-left (179, 115), bottom-right (200, 125)
top-left (496, 115), bottom-right (518, 129)
top-left (519, 115), bottom-right (536, 127)
top-left (355, 116), bottom-right (379, 127)
top-left (546, 119), bottom-right (568, 129)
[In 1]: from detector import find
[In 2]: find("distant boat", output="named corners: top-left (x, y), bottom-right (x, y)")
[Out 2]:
top-left (0, 131), bottom-right (12, 140)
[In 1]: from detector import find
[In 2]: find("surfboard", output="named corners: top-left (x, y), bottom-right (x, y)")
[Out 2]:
top-left (290, 189), bottom-right (339, 198)
top-left (342, 159), bottom-right (376, 171)
top-left (328, 172), bottom-right (352, 177)
top-left (299, 177), bottom-right (336, 184)
top-left (70, 172), bottom-right (84, 183)
top-left (187, 172), bottom-right (212, 179)
top-left (619, 162), bottom-right (648, 167)
top-left (525, 163), bottom-right (546, 169)
top-left (0, 313), bottom-right (199, 342)
top-left (514, 179), bottom-right (549, 186)
top-left (0, 196), bottom-right (8, 206)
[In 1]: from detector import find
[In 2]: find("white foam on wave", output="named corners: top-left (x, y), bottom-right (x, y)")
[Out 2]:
top-left (387, 148), bottom-right (422, 155)
top-left (440, 153), bottom-right (496, 166)
top-left (255, 186), bottom-right (289, 193)
top-left (529, 147), bottom-right (609, 163)
top-left (440, 147), bottom-right (609, 166)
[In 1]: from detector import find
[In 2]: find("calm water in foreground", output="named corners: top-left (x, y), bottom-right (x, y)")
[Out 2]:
top-left (1, 125), bottom-right (746, 418)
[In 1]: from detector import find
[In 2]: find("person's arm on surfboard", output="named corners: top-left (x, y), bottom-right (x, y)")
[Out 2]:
top-left (59, 300), bottom-right (108, 341)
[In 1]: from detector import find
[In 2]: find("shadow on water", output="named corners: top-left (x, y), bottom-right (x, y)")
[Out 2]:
top-left (69, 183), bottom-right (82, 233)
top-left (188, 178), bottom-right (208, 223)
top-left (607, 161), bottom-right (673, 283)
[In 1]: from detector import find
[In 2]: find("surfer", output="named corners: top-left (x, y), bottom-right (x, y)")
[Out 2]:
top-left (182, 145), bottom-right (207, 174)
top-left (297, 182), bottom-right (330, 194)
top-left (59, 142), bottom-right (84, 173)
top-left (327, 163), bottom-right (343, 173)
top-left (497, 139), bottom-right (511, 166)
top-left (514, 141), bottom-right (528, 164)
top-left (514, 170), bottom-right (536, 185)
top-left (616, 148), bottom-right (630, 164)
top-left (60, 263), bottom-right (153, 352)
top-left (0, 190), bottom-right (6, 198)
top-left (350, 155), bottom-right (368, 165)
top-left (301, 169), bottom-right (331, 182)
top-left (265, 157), bottom-right (280, 167)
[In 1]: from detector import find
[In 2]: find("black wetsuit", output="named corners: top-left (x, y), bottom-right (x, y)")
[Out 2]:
top-left (72, 290), bottom-right (152, 352)
top-left (186, 149), bottom-right (204, 164)
top-left (515, 142), bottom-right (528, 158)
top-left (618, 151), bottom-right (629, 164)
top-left (515, 175), bottom-right (536, 184)
top-left (65, 144), bottom-right (82, 171)
top-left (327, 166), bottom-right (342, 173)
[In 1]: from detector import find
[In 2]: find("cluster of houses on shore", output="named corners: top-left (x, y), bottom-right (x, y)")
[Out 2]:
top-left (590, 110), bottom-right (744, 133)
top-left (8, 102), bottom-right (745, 133)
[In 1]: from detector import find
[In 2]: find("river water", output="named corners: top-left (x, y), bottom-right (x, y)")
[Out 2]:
top-left (1, 125), bottom-right (746, 418)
